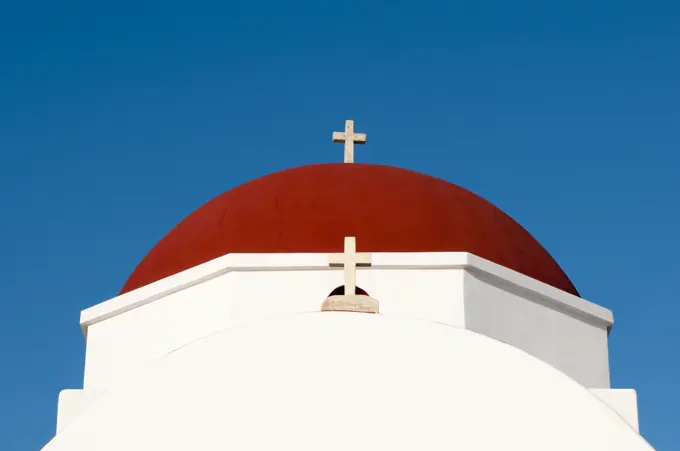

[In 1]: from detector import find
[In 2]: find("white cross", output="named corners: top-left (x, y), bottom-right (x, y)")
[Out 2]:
top-left (328, 237), bottom-right (372, 295)
top-left (332, 120), bottom-right (366, 163)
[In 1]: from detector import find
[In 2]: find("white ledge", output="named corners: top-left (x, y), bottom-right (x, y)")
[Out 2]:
top-left (80, 252), bottom-right (613, 335)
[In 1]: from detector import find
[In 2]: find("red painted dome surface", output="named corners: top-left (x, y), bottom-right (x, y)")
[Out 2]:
top-left (121, 164), bottom-right (578, 296)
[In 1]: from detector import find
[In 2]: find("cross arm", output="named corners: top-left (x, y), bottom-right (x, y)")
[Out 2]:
top-left (328, 252), bottom-right (372, 266)
top-left (352, 133), bottom-right (367, 144)
top-left (328, 253), bottom-right (346, 266)
top-left (354, 252), bottom-right (372, 266)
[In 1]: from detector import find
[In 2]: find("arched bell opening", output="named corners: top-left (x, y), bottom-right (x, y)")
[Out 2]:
top-left (328, 285), bottom-right (370, 297)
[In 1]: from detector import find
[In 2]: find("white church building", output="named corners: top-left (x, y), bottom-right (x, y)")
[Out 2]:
top-left (43, 121), bottom-right (653, 450)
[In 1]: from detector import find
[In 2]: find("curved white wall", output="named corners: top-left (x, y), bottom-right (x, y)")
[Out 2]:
top-left (46, 313), bottom-right (649, 451)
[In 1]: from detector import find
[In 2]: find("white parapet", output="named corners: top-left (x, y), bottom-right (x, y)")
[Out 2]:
top-left (79, 252), bottom-right (613, 392)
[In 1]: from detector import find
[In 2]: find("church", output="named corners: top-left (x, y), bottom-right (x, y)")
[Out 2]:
top-left (42, 121), bottom-right (654, 450)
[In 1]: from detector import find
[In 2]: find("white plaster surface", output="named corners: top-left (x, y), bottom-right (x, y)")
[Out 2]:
top-left (464, 269), bottom-right (611, 388)
top-left (79, 252), bottom-right (613, 391)
top-left (43, 314), bottom-right (652, 451)
top-left (592, 389), bottom-right (640, 432)
top-left (56, 390), bottom-right (103, 433)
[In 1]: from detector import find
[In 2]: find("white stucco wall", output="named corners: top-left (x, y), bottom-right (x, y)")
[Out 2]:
top-left (56, 390), bottom-right (102, 433)
top-left (79, 252), bottom-right (612, 392)
top-left (44, 314), bottom-right (652, 451)
top-left (81, 253), bottom-right (468, 391)
top-left (592, 389), bottom-right (640, 432)
top-left (464, 269), bottom-right (611, 388)
top-left (83, 268), bottom-right (339, 391)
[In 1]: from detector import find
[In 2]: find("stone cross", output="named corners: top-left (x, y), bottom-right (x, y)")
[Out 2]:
top-left (328, 237), bottom-right (372, 295)
top-left (332, 120), bottom-right (366, 163)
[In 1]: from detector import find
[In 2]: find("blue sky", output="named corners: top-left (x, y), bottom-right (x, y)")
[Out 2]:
top-left (1, 1), bottom-right (678, 449)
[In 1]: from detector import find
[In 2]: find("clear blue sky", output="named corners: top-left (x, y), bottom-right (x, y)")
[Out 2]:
top-left (1, 1), bottom-right (677, 449)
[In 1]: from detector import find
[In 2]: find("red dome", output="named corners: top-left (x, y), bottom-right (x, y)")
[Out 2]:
top-left (121, 164), bottom-right (578, 296)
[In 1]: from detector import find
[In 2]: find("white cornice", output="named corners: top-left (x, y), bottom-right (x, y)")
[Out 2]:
top-left (80, 252), bottom-right (613, 335)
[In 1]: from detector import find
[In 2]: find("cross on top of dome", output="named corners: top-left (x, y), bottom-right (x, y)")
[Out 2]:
top-left (332, 120), bottom-right (366, 163)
